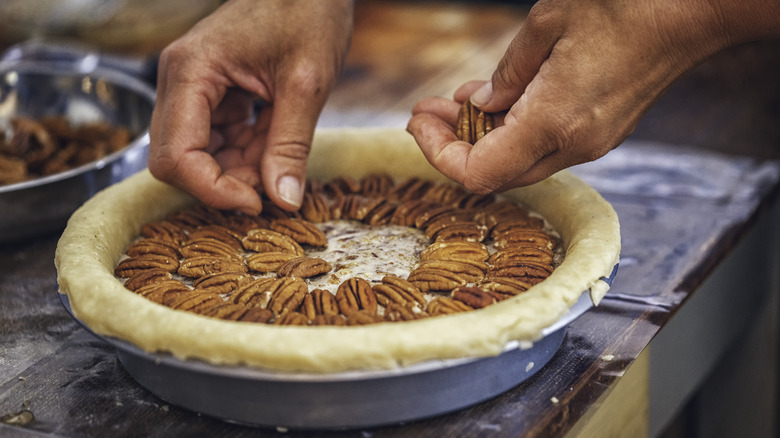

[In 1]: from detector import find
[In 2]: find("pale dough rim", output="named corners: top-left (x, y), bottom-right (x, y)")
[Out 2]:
top-left (54, 127), bottom-right (621, 373)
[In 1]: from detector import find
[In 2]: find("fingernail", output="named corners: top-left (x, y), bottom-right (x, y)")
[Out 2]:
top-left (277, 175), bottom-right (302, 208)
top-left (471, 82), bottom-right (493, 106)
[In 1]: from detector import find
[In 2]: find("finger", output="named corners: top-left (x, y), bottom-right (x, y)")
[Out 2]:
top-left (471, 4), bottom-right (561, 113)
top-left (411, 96), bottom-right (462, 127)
top-left (260, 65), bottom-right (331, 211)
top-left (149, 59), bottom-right (263, 215)
top-left (407, 112), bottom-right (472, 185)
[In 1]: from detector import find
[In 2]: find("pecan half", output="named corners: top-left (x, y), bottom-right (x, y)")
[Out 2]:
top-left (273, 311), bottom-right (310, 326)
top-left (301, 191), bottom-right (332, 223)
top-left (166, 291), bottom-right (223, 312)
top-left (384, 303), bottom-right (428, 322)
top-left (336, 277), bottom-right (378, 316)
top-left (413, 205), bottom-right (466, 229)
top-left (362, 199), bottom-right (398, 226)
top-left (488, 247), bottom-right (555, 266)
top-left (324, 176), bottom-right (361, 199)
top-left (426, 220), bottom-right (487, 243)
top-left (416, 259), bottom-right (487, 284)
top-left (309, 288), bottom-right (340, 316)
top-left (220, 213), bottom-right (270, 235)
top-left (165, 206), bottom-right (215, 231)
top-left (180, 238), bottom-right (240, 260)
top-left (177, 256), bottom-right (248, 278)
top-left (493, 229), bottom-right (555, 251)
top-left (193, 272), bottom-right (254, 295)
top-left (456, 100), bottom-right (495, 144)
top-left (426, 296), bottom-right (473, 316)
top-left (423, 183), bottom-right (470, 207)
top-left (389, 199), bottom-right (440, 227)
top-left (125, 238), bottom-right (181, 260)
top-left (360, 174), bottom-right (395, 197)
top-left (202, 303), bottom-right (273, 323)
top-left (140, 220), bottom-right (186, 245)
top-left (188, 225), bottom-right (244, 251)
top-left (487, 262), bottom-right (552, 284)
top-left (270, 218), bottom-right (327, 247)
top-left (407, 267), bottom-right (468, 293)
top-left (245, 252), bottom-right (298, 273)
top-left (419, 241), bottom-right (489, 262)
top-left (346, 309), bottom-right (385, 326)
top-left (276, 257), bottom-right (332, 278)
top-left (311, 313), bottom-right (347, 326)
top-left (123, 268), bottom-right (174, 291)
top-left (229, 278), bottom-right (276, 307)
top-left (136, 280), bottom-right (191, 304)
top-left (372, 275), bottom-right (427, 309)
top-left (242, 229), bottom-right (304, 256)
top-left (266, 277), bottom-right (308, 315)
top-left (473, 200), bottom-right (530, 229)
top-left (490, 218), bottom-right (545, 239)
top-left (389, 177), bottom-right (435, 202)
top-left (115, 254), bottom-right (179, 278)
top-left (478, 277), bottom-right (533, 298)
top-left (451, 286), bottom-right (495, 309)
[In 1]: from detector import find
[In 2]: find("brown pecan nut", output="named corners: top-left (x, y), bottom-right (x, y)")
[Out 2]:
top-left (426, 296), bottom-right (473, 316)
top-left (177, 256), bottom-right (248, 278)
top-left (487, 260), bottom-right (553, 279)
top-left (311, 313), bottom-right (347, 326)
top-left (301, 191), bottom-right (332, 223)
top-left (273, 311), bottom-right (310, 326)
top-left (362, 199), bottom-right (398, 226)
top-left (324, 176), bottom-right (361, 199)
top-left (384, 303), bottom-right (428, 322)
top-left (193, 272), bottom-right (254, 295)
top-left (451, 286), bottom-right (495, 309)
top-left (220, 213), bottom-right (270, 235)
top-left (389, 199), bottom-right (439, 227)
top-left (407, 267), bottom-right (468, 293)
top-left (310, 288), bottom-right (340, 316)
top-left (346, 310), bottom-right (386, 326)
top-left (416, 259), bottom-right (487, 284)
top-left (372, 275), bottom-right (427, 309)
top-left (413, 205), bottom-right (467, 229)
top-left (489, 218), bottom-right (546, 239)
top-left (123, 268), bottom-right (174, 291)
top-left (419, 241), bottom-right (489, 263)
top-left (245, 252), bottom-right (298, 273)
top-left (125, 238), bottom-right (181, 260)
top-left (478, 277), bottom-right (533, 298)
top-left (488, 247), bottom-right (555, 266)
top-left (389, 177), bottom-right (435, 202)
top-left (332, 194), bottom-right (384, 221)
top-left (115, 254), bottom-right (180, 278)
top-left (422, 183), bottom-right (470, 207)
top-left (270, 218), bottom-right (327, 247)
top-left (202, 303), bottom-right (273, 323)
top-left (136, 280), bottom-right (191, 304)
top-left (180, 238), bottom-right (240, 260)
top-left (456, 100), bottom-right (495, 144)
top-left (426, 220), bottom-right (487, 243)
top-left (360, 174), bottom-right (395, 197)
top-left (166, 291), bottom-right (223, 312)
top-left (493, 229), bottom-right (555, 251)
top-left (165, 206), bottom-right (215, 231)
top-left (276, 257), bottom-right (332, 278)
top-left (188, 225), bottom-right (244, 251)
top-left (242, 229), bottom-right (304, 256)
top-left (336, 277), bottom-right (378, 316)
top-left (473, 200), bottom-right (530, 228)
top-left (261, 200), bottom-right (301, 221)
top-left (266, 277), bottom-right (308, 315)
top-left (229, 278), bottom-right (277, 307)
top-left (140, 220), bottom-right (187, 244)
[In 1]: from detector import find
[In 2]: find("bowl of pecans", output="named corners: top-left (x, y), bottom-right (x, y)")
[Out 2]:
top-left (0, 60), bottom-right (155, 243)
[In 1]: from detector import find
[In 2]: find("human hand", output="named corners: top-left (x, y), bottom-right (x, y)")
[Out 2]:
top-left (408, 0), bottom-right (780, 194)
top-left (148, 0), bottom-right (353, 214)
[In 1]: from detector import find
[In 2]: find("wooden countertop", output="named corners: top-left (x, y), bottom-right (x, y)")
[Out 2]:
top-left (1, 1), bottom-right (779, 437)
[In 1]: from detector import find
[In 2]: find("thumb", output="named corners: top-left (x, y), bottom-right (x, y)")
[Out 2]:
top-left (470, 14), bottom-right (559, 113)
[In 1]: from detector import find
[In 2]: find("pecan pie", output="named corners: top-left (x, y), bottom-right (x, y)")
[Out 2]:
top-left (55, 128), bottom-right (620, 373)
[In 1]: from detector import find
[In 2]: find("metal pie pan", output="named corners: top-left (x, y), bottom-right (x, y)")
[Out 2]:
top-left (60, 264), bottom-right (618, 430)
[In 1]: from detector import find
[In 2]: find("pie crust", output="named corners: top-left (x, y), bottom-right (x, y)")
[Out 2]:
top-left (55, 128), bottom-right (620, 373)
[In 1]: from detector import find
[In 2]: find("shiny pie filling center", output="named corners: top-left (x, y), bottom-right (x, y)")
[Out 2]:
top-left (114, 175), bottom-right (562, 326)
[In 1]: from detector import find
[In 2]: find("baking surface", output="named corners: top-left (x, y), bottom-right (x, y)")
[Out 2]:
top-left (2, 0), bottom-right (779, 436)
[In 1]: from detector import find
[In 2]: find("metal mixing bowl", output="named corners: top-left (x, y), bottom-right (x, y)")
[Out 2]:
top-left (0, 61), bottom-right (155, 243)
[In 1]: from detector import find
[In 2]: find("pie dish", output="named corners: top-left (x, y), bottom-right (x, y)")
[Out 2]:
top-left (55, 127), bottom-right (620, 374)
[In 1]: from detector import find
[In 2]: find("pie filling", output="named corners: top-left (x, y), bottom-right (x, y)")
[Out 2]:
top-left (114, 174), bottom-right (563, 327)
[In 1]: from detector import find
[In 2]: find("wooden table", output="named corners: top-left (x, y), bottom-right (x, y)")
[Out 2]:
top-left (2, 1), bottom-right (779, 437)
